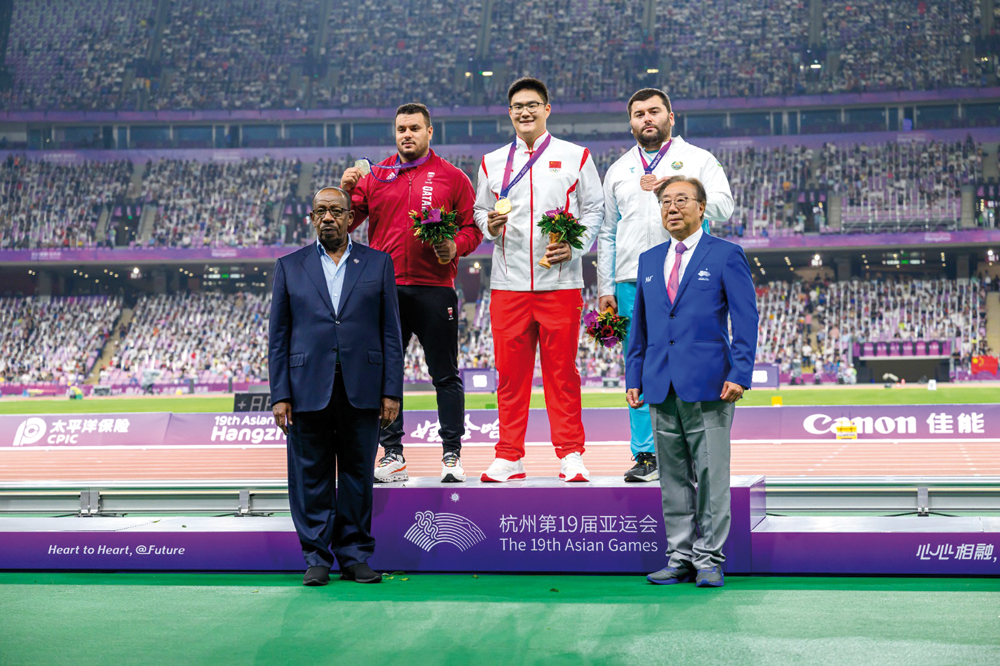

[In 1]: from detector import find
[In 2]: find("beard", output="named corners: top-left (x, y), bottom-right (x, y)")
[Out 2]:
top-left (635, 122), bottom-right (671, 149)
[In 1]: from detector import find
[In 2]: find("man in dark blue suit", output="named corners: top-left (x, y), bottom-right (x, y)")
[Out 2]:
top-left (269, 186), bottom-right (404, 586)
top-left (625, 176), bottom-right (758, 588)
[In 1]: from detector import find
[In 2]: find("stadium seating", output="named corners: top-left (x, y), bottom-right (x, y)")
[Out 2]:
top-left (5, 274), bottom-right (992, 386)
top-left (0, 156), bottom-right (133, 249)
top-left (0, 295), bottom-right (120, 384)
top-left (149, 0), bottom-right (318, 111)
top-left (141, 157), bottom-right (299, 247)
top-left (103, 292), bottom-right (269, 384)
top-left (0, 0), bottom-right (986, 111)
top-left (1, 0), bottom-right (153, 111)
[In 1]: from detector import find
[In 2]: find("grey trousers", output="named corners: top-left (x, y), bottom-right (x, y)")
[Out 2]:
top-left (650, 391), bottom-right (734, 571)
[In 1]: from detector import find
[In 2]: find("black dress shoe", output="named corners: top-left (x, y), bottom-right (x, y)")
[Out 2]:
top-left (303, 566), bottom-right (330, 586)
top-left (340, 562), bottom-right (382, 583)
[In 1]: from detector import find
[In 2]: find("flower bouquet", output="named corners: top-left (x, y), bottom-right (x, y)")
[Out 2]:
top-left (537, 208), bottom-right (586, 269)
top-left (410, 207), bottom-right (459, 264)
top-left (583, 307), bottom-right (630, 348)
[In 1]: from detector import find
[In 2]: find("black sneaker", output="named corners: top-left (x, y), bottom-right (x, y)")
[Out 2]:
top-left (624, 452), bottom-right (659, 482)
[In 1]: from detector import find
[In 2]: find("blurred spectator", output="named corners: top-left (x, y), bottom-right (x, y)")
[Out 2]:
top-left (142, 157), bottom-right (299, 247)
top-left (0, 295), bottom-right (120, 383)
top-left (104, 292), bottom-right (269, 383)
top-left (0, 156), bottom-right (133, 249)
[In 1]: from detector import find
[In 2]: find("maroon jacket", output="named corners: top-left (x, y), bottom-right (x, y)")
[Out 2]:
top-left (349, 150), bottom-right (482, 287)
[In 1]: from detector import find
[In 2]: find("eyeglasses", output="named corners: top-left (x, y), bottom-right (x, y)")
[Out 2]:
top-left (659, 196), bottom-right (699, 209)
top-left (509, 102), bottom-right (544, 113)
top-left (311, 207), bottom-right (349, 218)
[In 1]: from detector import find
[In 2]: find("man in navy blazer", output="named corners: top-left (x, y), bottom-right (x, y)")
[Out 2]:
top-left (626, 175), bottom-right (758, 588)
top-left (269, 186), bottom-right (404, 586)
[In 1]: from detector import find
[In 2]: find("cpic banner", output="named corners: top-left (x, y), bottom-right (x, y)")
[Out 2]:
top-left (1, 404), bottom-right (998, 449)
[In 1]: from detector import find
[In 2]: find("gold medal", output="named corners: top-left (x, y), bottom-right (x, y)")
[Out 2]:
top-left (494, 198), bottom-right (512, 215)
top-left (354, 159), bottom-right (371, 176)
top-left (639, 174), bottom-right (657, 191)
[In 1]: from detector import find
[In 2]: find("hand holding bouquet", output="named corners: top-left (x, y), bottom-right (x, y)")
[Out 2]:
top-left (410, 207), bottom-right (459, 264)
top-left (583, 307), bottom-right (630, 348)
top-left (537, 208), bottom-right (586, 269)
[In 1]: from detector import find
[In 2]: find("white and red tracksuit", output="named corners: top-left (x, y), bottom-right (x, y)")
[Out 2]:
top-left (474, 131), bottom-right (604, 461)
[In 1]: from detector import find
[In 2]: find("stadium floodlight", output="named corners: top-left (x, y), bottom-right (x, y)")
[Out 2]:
top-left (132, 267), bottom-right (140, 275)
top-left (481, 71), bottom-right (493, 77)
top-left (810, 63), bottom-right (822, 70)
top-left (646, 68), bottom-right (659, 74)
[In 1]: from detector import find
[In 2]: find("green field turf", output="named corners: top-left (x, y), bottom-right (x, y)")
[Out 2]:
top-left (1, 573), bottom-right (998, 665)
top-left (1, 384), bottom-right (998, 415)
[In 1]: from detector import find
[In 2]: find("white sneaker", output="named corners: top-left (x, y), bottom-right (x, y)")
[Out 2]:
top-left (559, 452), bottom-right (590, 482)
top-left (374, 453), bottom-right (408, 483)
top-left (480, 457), bottom-right (526, 483)
top-left (441, 453), bottom-right (466, 483)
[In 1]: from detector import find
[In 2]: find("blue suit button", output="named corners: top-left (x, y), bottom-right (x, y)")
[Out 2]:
top-left (335, 320), bottom-right (341, 325)
top-left (670, 314), bottom-right (675, 319)
top-left (669, 341), bottom-right (675, 345)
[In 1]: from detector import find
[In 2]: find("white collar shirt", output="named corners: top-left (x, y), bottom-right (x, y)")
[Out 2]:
top-left (663, 226), bottom-right (704, 291)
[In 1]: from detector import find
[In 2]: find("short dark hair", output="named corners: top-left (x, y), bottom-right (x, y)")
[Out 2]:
top-left (507, 77), bottom-right (549, 105)
top-left (627, 88), bottom-right (672, 116)
top-left (395, 102), bottom-right (431, 128)
top-left (655, 175), bottom-right (707, 205)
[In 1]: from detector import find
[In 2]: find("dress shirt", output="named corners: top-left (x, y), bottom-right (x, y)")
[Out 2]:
top-left (663, 226), bottom-right (704, 290)
top-left (317, 238), bottom-right (353, 315)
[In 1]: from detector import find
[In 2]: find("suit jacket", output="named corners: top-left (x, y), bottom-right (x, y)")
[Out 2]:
top-left (268, 242), bottom-right (403, 412)
top-left (625, 233), bottom-right (758, 405)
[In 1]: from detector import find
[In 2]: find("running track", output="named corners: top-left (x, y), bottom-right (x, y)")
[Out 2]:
top-left (2, 440), bottom-right (999, 482)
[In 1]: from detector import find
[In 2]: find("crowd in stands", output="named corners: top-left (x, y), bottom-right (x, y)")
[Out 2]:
top-left (756, 276), bottom-right (990, 378)
top-left (142, 157), bottom-right (299, 247)
top-left (485, 0), bottom-right (650, 104)
top-left (149, 0), bottom-right (317, 111)
top-left (0, 155), bottom-right (133, 249)
top-left (814, 137), bottom-right (984, 230)
top-left (1, 0), bottom-right (153, 111)
top-left (823, 0), bottom-right (981, 93)
top-left (1, 134), bottom-right (991, 249)
top-left (0, 0), bottom-right (991, 111)
top-left (316, 0), bottom-right (481, 109)
top-left (0, 295), bottom-right (120, 384)
top-left (102, 292), bottom-right (268, 385)
top-left (3, 272), bottom-right (993, 387)
top-left (652, 0), bottom-right (811, 100)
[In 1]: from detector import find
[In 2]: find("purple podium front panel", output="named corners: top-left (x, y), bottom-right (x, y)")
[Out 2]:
top-left (752, 517), bottom-right (1000, 575)
top-left (0, 477), bottom-right (763, 573)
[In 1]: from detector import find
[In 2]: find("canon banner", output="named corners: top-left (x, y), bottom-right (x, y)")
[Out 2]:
top-left (2, 404), bottom-right (999, 449)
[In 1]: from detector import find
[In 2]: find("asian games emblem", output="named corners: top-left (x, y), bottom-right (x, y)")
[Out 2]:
top-left (671, 161), bottom-right (683, 170)
top-left (404, 510), bottom-right (486, 552)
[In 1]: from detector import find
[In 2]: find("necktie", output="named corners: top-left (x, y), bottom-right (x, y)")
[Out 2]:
top-left (667, 241), bottom-right (687, 304)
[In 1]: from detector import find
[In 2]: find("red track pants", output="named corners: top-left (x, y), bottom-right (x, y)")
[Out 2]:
top-left (489, 288), bottom-right (585, 461)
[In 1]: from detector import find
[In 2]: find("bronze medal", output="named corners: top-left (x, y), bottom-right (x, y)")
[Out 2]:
top-left (639, 174), bottom-right (657, 191)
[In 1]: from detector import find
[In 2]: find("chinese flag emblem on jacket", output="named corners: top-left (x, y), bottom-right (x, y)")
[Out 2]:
top-left (971, 355), bottom-right (999, 376)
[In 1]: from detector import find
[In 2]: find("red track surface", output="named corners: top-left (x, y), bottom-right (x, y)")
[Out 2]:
top-left (2, 440), bottom-right (999, 482)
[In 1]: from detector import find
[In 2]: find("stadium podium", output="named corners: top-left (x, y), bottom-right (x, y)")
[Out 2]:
top-left (2, 476), bottom-right (998, 575)
top-left (0, 477), bottom-right (763, 574)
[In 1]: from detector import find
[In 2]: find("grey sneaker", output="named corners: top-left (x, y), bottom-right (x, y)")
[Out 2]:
top-left (647, 566), bottom-right (694, 585)
top-left (624, 452), bottom-right (659, 482)
top-left (374, 452), bottom-right (407, 483)
top-left (696, 566), bottom-right (724, 588)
